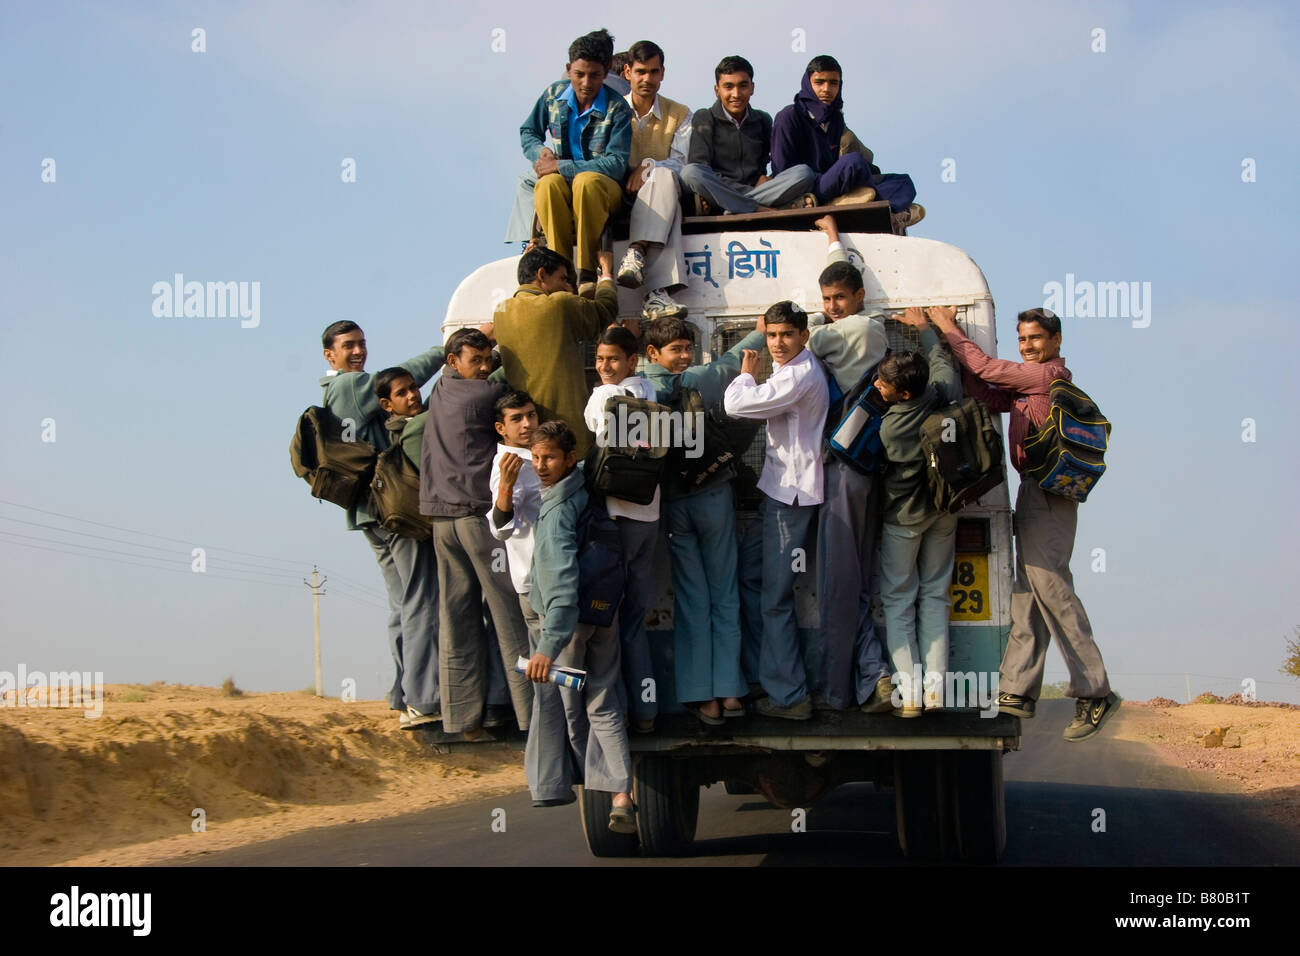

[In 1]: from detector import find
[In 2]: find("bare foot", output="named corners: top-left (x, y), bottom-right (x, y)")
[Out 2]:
top-left (698, 700), bottom-right (722, 720)
top-left (612, 792), bottom-right (633, 809)
top-left (722, 697), bottom-right (743, 711)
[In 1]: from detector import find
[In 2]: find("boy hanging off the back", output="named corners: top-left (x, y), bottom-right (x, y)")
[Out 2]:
top-left (524, 421), bottom-right (636, 834)
top-left (923, 306), bottom-right (1120, 741)
top-left (583, 325), bottom-right (662, 734)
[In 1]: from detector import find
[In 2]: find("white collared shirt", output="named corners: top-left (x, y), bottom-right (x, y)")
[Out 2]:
top-left (723, 348), bottom-right (829, 505)
top-left (584, 376), bottom-right (661, 521)
top-left (487, 443), bottom-right (542, 594)
top-left (623, 92), bottom-right (692, 173)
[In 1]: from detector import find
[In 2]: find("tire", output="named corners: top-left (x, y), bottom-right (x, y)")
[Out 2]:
top-left (893, 751), bottom-right (951, 861)
top-left (951, 750), bottom-right (1006, 864)
top-left (578, 787), bottom-right (640, 857)
top-left (635, 755), bottom-right (700, 856)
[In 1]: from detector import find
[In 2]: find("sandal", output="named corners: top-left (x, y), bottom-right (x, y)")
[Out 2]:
top-left (686, 703), bottom-right (726, 726)
top-left (608, 801), bottom-right (638, 833)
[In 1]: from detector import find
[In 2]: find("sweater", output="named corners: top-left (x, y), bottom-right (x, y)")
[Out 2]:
top-left (808, 244), bottom-right (889, 393)
top-left (944, 327), bottom-right (1070, 475)
top-left (418, 368), bottom-right (509, 518)
top-left (494, 281), bottom-right (619, 458)
top-left (879, 328), bottom-right (962, 525)
top-left (530, 467), bottom-right (589, 659)
top-left (686, 100), bottom-right (773, 187)
top-left (319, 345), bottom-right (444, 530)
top-left (627, 94), bottom-right (691, 169)
top-left (520, 80), bottom-right (633, 184)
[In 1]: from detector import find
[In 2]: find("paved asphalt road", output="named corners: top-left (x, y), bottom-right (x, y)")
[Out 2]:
top-left (179, 700), bottom-right (1300, 866)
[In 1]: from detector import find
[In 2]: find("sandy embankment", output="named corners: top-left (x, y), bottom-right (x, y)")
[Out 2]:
top-left (3, 686), bottom-right (1297, 866)
top-left (0, 684), bottom-right (525, 867)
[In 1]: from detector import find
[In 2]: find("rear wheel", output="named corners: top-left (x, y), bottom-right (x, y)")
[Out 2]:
top-left (635, 755), bottom-right (700, 856)
top-left (893, 751), bottom-right (951, 861)
top-left (578, 787), bottom-right (640, 857)
top-left (951, 750), bottom-right (1006, 863)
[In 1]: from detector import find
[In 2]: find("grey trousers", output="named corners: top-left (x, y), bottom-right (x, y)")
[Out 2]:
top-left (759, 494), bottom-right (819, 708)
top-left (628, 166), bottom-right (685, 290)
top-left (557, 622), bottom-right (633, 794)
top-left (522, 592), bottom-right (582, 802)
top-left (430, 515), bottom-right (533, 733)
top-left (362, 527), bottom-right (439, 714)
top-left (615, 517), bottom-right (660, 722)
top-left (879, 510), bottom-right (958, 707)
top-left (816, 461), bottom-right (891, 709)
top-left (679, 162), bottom-right (818, 214)
top-left (1001, 482), bottom-right (1111, 700)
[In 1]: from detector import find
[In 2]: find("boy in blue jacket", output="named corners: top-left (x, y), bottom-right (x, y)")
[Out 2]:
top-left (523, 421), bottom-right (635, 833)
top-left (641, 316), bottom-right (763, 724)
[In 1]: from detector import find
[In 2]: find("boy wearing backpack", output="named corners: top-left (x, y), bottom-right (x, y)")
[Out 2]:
top-left (924, 306), bottom-right (1119, 741)
top-left (873, 307), bottom-right (962, 716)
top-left (372, 367), bottom-right (440, 728)
top-left (723, 302), bottom-right (829, 720)
top-left (583, 325), bottom-right (661, 733)
top-left (805, 214), bottom-right (895, 714)
top-left (523, 421), bottom-right (636, 834)
top-left (317, 322), bottom-right (445, 726)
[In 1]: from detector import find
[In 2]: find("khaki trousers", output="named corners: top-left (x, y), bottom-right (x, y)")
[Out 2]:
top-left (534, 171), bottom-right (623, 272)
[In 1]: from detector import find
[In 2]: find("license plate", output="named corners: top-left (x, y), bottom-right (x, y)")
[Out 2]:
top-left (949, 553), bottom-right (991, 621)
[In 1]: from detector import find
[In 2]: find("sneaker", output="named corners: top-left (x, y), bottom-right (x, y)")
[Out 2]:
top-left (482, 704), bottom-right (511, 728)
top-left (923, 687), bottom-right (944, 713)
top-left (892, 203), bottom-right (926, 231)
top-left (810, 693), bottom-right (838, 713)
top-left (894, 704), bottom-right (924, 718)
top-left (860, 677), bottom-right (895, 714)
top-left (1063, 692), bottom-right (1122, 742)
top-left (608, 801), bottom-right (637, 833)
top-left (756, 695), bottom-right (813, 721)
top-left (617, 248), bottom-right (645, 288)
top-left (641, 288), bottom-right (686, 320)
top-left (398, 709), bottom-right (410, 728)
top-left (403, 705), bottom-right (441, 730)
top-left (997, 693), bottom-right (1036, 718)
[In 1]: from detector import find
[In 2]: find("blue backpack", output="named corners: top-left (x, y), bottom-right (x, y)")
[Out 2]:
top-left (575, 494), bottom-right (625, 627)
top-left (824, 362), bottom-right (888, 474)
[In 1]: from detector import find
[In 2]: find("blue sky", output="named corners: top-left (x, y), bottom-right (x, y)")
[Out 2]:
top-left (2, 0), bottom-right (1297, 704)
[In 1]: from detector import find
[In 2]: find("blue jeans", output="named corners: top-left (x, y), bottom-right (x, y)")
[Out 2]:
top-left (679, 163), bottom-right (818, 214)
top-left (758, 494), bottom-right (819, 708)
top-left (664, 483), bottom-right (746, 702)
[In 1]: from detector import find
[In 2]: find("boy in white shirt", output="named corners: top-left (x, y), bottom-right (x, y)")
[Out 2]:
top-left (583, 325), bottom-right (661, 733)
top-left (723, 302), bottom-right (829, 720)
top-left (488, 390), bottom-right (579, 806)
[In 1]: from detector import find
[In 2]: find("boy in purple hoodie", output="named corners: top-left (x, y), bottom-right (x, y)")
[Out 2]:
top-left (770, 55), bottom-right (923, 230)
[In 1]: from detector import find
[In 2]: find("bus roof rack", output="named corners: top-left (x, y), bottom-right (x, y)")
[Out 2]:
top-left (681, 199), bottom-right (896, 236)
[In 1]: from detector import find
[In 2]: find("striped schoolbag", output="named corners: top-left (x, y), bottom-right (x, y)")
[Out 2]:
top-left (1022, 380), bottom-right (1111, 502)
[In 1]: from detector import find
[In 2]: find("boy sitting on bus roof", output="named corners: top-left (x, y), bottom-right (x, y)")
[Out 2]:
top-left (373, 367), bottom-right (441, 729)
top-left (771, 55), bottom-right (924, 231)
top-left (724, 302), bottom-right (829, 721)
top-left (679, 55), bottom-right (818, 214)
top-left (923, 306), bottom-right (1120, 742)
top-left (614, 39), bottom-right (691, 322)
top-left (804, 215), bottom-right (895, 714)
top-left (874, 309), bottom-right (963, 716)
top-left (523, 421), bottom-right (636, 834)
top-left (641, 316), bottom-right (764, 724)
top-left (505, 28), bottom-right (632, 297)
top-left (487, 245), bottom-right (618, 460)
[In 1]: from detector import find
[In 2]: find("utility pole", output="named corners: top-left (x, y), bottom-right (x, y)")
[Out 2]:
top-left (303, 567), bottom-right (327, 697)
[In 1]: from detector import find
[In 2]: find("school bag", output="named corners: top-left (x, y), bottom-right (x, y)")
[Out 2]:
top-left (659, 384), bottom-right (744, 498)
top-left (824, 361), bottom-right (887, 474)
top-left (289, 406), bottom-right (378, 509)
top-left (583, 393), bottom-right (672, 505)
top-left (918, 397), bottom-right (1006, 514)
top-left (1022, 379), bottom-right (1111, 502)
top-left (575, 494), bottom-right (625, 628)
top-left (369, 443), bottom-right (432, 540)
